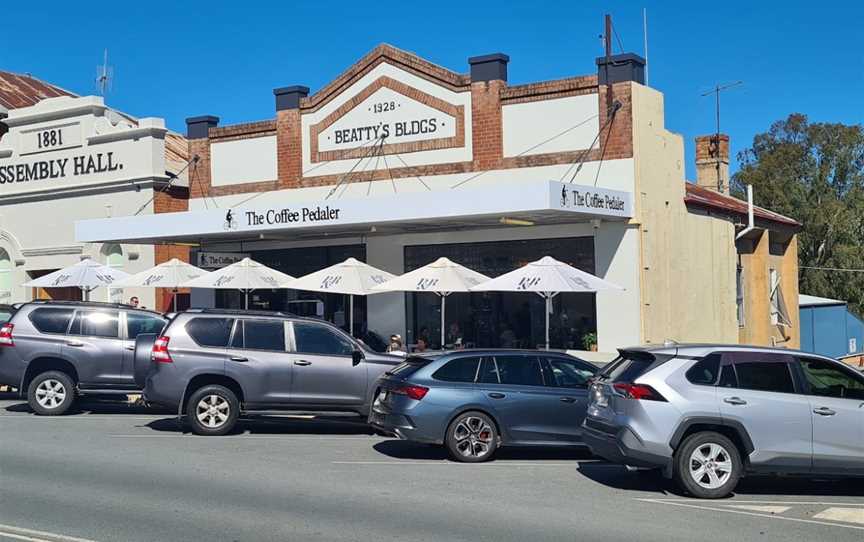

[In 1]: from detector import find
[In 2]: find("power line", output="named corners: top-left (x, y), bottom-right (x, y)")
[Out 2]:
top-left (450, 113), bottom-right (600, 190)
top-left (133, 155), bottom-right (199, 216)
top-left (801, 266), bottom-right (864, 273)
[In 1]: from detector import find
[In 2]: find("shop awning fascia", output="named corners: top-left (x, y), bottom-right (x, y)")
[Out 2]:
top-left (75, 180), bottom-right (633, 245)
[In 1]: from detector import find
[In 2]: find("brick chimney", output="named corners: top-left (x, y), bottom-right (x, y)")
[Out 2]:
top-left (695, 134), bottom-right (730, 194)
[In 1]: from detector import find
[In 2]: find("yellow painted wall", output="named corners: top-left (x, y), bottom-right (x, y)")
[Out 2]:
top-left (631, 83), bottom-right (739, 344)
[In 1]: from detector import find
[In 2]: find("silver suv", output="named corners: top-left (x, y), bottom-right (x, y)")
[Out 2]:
top-left (582, 344), bottom-right (864, 498)
top-left (136, 309), bottom-right (401, 435)
top-left (0, 301), bottom-right (167, 415)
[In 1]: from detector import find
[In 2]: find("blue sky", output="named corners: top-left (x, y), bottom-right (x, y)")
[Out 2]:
top-left (3, 1), bottom-right (862, 178)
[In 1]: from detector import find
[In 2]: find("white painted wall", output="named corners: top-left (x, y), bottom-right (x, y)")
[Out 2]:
top-left (502, 95), bottom-right (600, 157)
top-left (211, 136), bottom-right (278, 186)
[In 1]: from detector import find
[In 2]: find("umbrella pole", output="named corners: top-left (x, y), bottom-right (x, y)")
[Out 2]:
top-left (349, 294), bottom-right (354, 337)
top-left (440, 293), bottom-right (447, 349)
top-left (244, 290), bottom-right (249, 310)
top-left (545, 294), bottom-right (551, 350)
top-left (173, 289), bottom-right (178, 312)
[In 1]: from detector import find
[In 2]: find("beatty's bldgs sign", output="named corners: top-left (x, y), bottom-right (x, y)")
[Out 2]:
top-left (0, 152), bottom-right (123, 184)
top-left (75, 180), bottom-right (634, 245)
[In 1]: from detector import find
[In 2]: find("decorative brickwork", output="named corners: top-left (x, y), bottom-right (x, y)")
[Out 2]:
top-left (209, 120), bottom-right (276, 142)
top-left (500, 75), bottom-right (598, 104)
top-left (309, 76), bottom-right (465, 163)
top-left (302, 44), bottom-right (470, 114)
top-left (188, 138), bottom-right (212, 199)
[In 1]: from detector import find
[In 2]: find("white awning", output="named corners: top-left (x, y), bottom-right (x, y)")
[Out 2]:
top-left (75, 180), bottom-right (632, 245)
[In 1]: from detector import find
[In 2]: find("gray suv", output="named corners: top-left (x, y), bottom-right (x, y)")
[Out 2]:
top-left (582, 344), bottom-right (864, 498)
top-left (137, 309), bottom-right (401, 435)
top-left (0, 301), bottom-right (167, 415)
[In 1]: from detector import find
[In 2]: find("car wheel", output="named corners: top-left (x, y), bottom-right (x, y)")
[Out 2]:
top-left (674, 431), bottom-right (741, 498)
top-left (186, 385), bottom-right (239, 436)
top-left (445, 411), bottom-right (499, 463)
top-left (27, 371), bottom-right (75, 416)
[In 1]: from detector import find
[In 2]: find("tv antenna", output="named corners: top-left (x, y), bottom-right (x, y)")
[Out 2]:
top-left (700, 81), bottom-right (742, 193)
top-left (95, 49), bottom-right (114, 97)
top-left (701, 81), bottom-right (743, 138)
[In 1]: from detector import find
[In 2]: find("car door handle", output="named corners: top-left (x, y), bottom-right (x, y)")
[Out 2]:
top-left (123, 344), bottom-right (135, 351)
top-left (229, 356), bottom-right (248, 362)
top-left (723, 396), bottom-right (747, 406)
top-left (488, 392), bottom-right (506, 399)
top-left (813, 407), bottom-right (836, 416)
top-left (66, 340), bottom-right (84, 347)
top-left (560, 396), bottom-right (577, 403)
top-left (294, 360), bottom-right (312, 366)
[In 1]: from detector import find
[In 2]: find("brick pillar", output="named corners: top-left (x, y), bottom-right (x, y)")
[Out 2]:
top-left (468, 54), bottom-right (508, 170)
top-left (597, 82), bottom-right (634, 160)
top-left (274, 86), bottom-right (308, 188)
top-left (185, 116), bottom-right (218, 199)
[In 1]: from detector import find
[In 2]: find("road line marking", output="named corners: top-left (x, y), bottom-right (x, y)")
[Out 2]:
top-left (108, 434), bottom-right (378, 440)
top-left (636, 498), bottom-right (864, 531)
top-left (331, 460), bottom-right (585, 466)
top-left (814, 508), bottom-right (864, 525)
top-left (0, 523), bottom-right (100, 542)
top-left (0, 416), bottom-right (165, 421)
top-left (726, 505), bottom-right (791, 514)
top-left (646, 498), bottom-right (864, 507)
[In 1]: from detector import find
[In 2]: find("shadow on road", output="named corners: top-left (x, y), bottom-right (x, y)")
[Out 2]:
top-left (577, 462), bottom-right (672, 494)
top-left (3, 398), bottom-right (172, 416)
top-left (373, 439), bottom-right (597, 462)
top-left (144, 414), bottom-right (375, 436)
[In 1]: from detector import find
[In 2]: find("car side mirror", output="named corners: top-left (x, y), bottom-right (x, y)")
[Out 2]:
top-left (352, 349), bottom-right (365, 366)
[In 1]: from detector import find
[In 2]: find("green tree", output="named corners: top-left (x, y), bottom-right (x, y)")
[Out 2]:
top-left (733, 114), bottom-right (864, 314)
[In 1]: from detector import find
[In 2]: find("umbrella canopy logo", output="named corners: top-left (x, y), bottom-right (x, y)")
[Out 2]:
top-left (517, 276), bottom-right (542, 290)
top-left (369, 274), bottom-right (388, 285)
top-left (416, 278), bottom-right (439, 290)
top-left (214, 275), bottom-right (235, 287)
top-left (143, 274), bottom-right (165, 286)
top-left (319, 276), bottom-right (343, 289)
top-left (260, 276), bottom-right (279, 288)
top-left (51, 274), bottom-right (72, 287)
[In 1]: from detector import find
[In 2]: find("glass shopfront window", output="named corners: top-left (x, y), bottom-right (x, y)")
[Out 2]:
top-left (214, 245), bottom-right (367, 337)
top-left (405, 237), bottom-right (596, 350)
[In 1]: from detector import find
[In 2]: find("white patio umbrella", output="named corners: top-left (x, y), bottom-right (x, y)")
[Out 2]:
top-left (470, 256), bottom-right (623, 350)
top-left (290, 258), bottom-right (396, 336)
top-left (183, 257), bottom-right (295, 309)
top-left (24, 259), bottom-right (130, 301)
top-left (113, 258), bottom-right (206, 311)
top-left (373, 257), bottom-right (490, 348)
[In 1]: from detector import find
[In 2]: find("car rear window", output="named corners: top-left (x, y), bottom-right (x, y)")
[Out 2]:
top-left (386, 357), bottom-right (431, 377)
top-left (686, 354), bottom-right (721, 385)
top-left (602, 350), bottom-right (667, 383)
top-left (186, 317), bottom-right (234, 347)
top-left (29, 307), bottom-right (75, 334)
top-left (432, 356), bottom-right (481, 382)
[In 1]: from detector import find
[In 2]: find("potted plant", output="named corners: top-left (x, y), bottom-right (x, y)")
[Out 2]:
top-left (582, 332), bottom-right (598, 352)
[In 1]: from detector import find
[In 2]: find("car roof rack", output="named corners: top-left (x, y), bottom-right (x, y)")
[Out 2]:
top-left (27, 300), bottom-right (135, 310)
top-left (186, 308), bottom-right (298, 318)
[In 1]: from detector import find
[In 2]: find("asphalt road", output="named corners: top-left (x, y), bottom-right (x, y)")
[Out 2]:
top-left (2, 394), bottom-right (864, 542)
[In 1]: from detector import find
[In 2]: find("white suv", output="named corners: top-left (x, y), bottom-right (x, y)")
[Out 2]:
top-left (582, 345), bottom-right (864, 498)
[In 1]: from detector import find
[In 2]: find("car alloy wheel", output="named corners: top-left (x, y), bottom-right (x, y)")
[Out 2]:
top-left (35, 379), bottom-right (67, 410)
top-left (688, 443), bottom-right (733, 490)
top-left (453, 416), bottom-right (494, 458)
top-left (196, 394), bottom-right (230, 429)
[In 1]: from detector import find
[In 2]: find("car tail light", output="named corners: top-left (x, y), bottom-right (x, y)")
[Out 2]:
top-left (0, 323), bottom-right (13, 346)
top-left (152, 336), bottom-right (173, 363)
top-left (392, 384), bottom-right (429, 401)
top-left (613, 382), bottom-right (667, 402)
